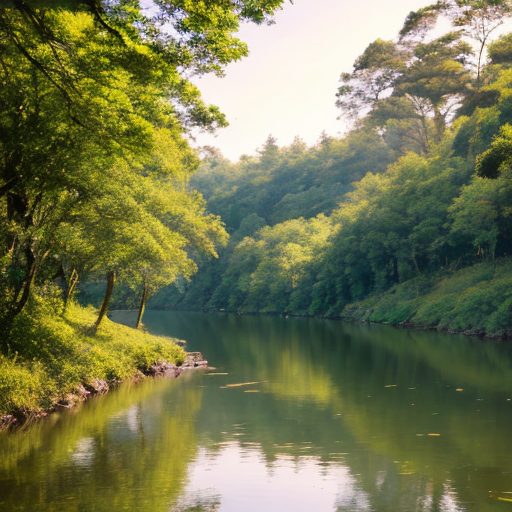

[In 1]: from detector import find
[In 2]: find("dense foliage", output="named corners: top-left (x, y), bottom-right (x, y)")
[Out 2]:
top-left (157, 3), bottom-right (512, 335)
top-left (0, 0), bottom-right (289, 345)
top-left (0, 0), bottom-right (289, 418)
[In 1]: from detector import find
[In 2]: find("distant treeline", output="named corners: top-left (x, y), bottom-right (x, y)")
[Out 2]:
top-left (152, 2), bottom-right (512, 334)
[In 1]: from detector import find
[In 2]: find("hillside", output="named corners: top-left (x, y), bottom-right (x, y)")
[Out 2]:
top-left (150, 26), bottom-right (512, 337)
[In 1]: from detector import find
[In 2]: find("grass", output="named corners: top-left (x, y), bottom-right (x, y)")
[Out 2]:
top-left (0, 295), bottom-right (186, 417)
top-left (342, 257), bottom-right (512, 336)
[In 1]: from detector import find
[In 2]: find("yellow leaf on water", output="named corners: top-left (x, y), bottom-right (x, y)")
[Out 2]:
top-left (385, 385), bottom-right (397, 388)
top-left (428, 433), bottom-right (441, 437)
top-left (221, 382), bottom-right (259, 388)
top-left (456, 388), bottom-right (463, 392)
top-left (490, 491), bottom-right (512, 501)
top-left (244, 390), bottom-right (260, 393)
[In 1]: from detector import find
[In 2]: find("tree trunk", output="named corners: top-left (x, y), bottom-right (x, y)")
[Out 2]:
top-left (433, 106), bottom-right (445, 143)
top-left (94, 270), bottom-right (116, 329)
top-left (135, 278), bottom-right (148, 329)
top-left (11, 246), bottom-right (38, 317)
top-left (392, 257), bottom-right (399, 283)
top-left (418, 116), bottom-right (430, 155)
top-left (477, 40), bottom-right (485, 91)
top-left (412, 252), bottom-right (420, 298)
top-left (64, 268), bottom-right (79, 310)
top-left (1, 245), bottom-right (39, 342)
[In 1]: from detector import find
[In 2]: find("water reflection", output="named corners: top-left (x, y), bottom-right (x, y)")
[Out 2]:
top-left (2, 311), bottom-right (512, 511)
top-left (172, 442), bottom-right (371, 512)
top-left (0, 375), bottom-right (201, 512)
top-left (141, 311), bottom-right (512, 512)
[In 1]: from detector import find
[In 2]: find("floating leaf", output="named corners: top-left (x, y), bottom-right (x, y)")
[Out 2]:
top-left (490, 491), bottom-right (512, 502)
top-left (221, 382), bottom-right (259, 388)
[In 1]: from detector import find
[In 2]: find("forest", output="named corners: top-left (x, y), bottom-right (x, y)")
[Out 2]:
top-left (3, 3), bottom-right (512, 509)
top-left (148, 0), bottom-right (512, 336)
top-left (2, 0), bottom-right (512, 418)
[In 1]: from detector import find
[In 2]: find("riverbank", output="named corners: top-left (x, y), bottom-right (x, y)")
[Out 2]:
top-left (154, 258), bottom-right (512, 340)
top-left (340, 259), bottom-right (512, 340)
top-left (0, 297), bottom-right (200, 430)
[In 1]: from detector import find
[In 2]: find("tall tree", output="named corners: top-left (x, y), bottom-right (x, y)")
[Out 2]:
top-left (336, 39), bottom-right (408, 123)
top-left (394, 32), bottom-right (473, 141)
top-left (400, 0), bottom-right (512, 88)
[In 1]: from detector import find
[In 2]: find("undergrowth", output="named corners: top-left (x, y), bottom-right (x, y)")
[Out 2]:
top-left (0, 296), bottom-right (186, 416)
top-left (342, 258), bottom-right (512, 335)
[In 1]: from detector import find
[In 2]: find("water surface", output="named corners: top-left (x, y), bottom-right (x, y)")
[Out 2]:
top-left (2, 311), bottom-right (512, 511)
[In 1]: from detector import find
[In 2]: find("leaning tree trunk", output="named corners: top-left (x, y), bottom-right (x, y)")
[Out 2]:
top-left (11, 245), bottom-right (38, 317)
top-left (8, 241), bottom-right (50, 321)
top-left (418, 116), bottom-right (430, 155)
top-left (0, 253), bottom-right (35, 350)
top-left (135, 277), bottom-right (148, 330)
top-left (63, 268), bottom-right (79, 310)
top-left (94, 270), bottom-right (116, 330)
top-left (1, 244), bottom-right (43, 348)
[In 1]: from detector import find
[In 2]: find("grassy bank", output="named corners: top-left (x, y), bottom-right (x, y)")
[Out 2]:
top-left (341, 258), bottom-right (512, 337)
top-left (0, 296), bottom-right (186, 420)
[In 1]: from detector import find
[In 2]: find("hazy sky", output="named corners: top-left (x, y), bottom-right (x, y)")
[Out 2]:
top-left (190, 0), bottom-right (432, 161)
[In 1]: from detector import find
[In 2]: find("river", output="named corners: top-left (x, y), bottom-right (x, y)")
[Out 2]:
top-left (1, 311), bottom-right (512, 511)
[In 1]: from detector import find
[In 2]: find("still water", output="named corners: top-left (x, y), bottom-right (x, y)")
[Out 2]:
top-left (2, 311), bottom-right (512, 511)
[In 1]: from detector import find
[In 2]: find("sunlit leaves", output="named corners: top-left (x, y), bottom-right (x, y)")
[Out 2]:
top-left (476, 123), bottom-right (512, 177)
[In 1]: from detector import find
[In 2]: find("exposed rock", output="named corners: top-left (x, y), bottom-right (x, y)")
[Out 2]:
top-left (146, 361), bottom-right (182, 378)
top-left (75, 384), bottom-right (91, 399)
top-left (56, 393), bottom-right (79, 409)
top-left (0, 415), bottom-right (17, 430)
top-left (55, 384), bottom-right (93, 408)
top-left (84, 378), bottom-right (109, 394)
top-left (145, 352), bottom-right (209, 376)
top-left (182, 352), bottom-right (207, 368)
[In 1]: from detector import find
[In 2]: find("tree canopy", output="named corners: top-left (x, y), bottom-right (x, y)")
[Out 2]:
top-left (0, 0), bottom-right (285, 337)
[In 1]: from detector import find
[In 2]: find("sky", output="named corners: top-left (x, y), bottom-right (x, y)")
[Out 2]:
top-left (190, 0), bottom-right (433, 161)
